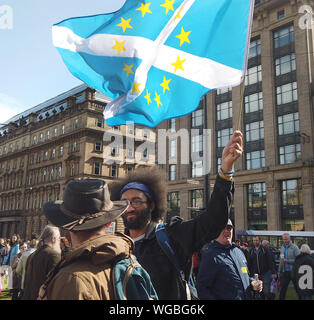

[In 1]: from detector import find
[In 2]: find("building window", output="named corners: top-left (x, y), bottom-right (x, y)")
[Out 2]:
top-left (246, 150), bottom-right (265, 170)
top-left (57, 166), bottom-right (62, 178)
top-left (216, 157), bottom-right (222, 173)
top-left (97, 117), bottom-right (103, 128)
top-left (70, 163), bottom-right (75, 177)
top-left (33, 135), bottom-right (37, 145)
top-left (127, 147), bottom-right (133, 158)
top-left (217, 87), bottom-right (231, 95)
top-left (167, 192), bottom-right (180, 211)
top-left (276, 82), bottom-right (298, 105)
top-left (274, 25), bottom-right (294, 49)
top-left (61, 125), bottom-right (65, 134)
top-left (275, 53), bottom-right (296, 76)
top-left (191, 160), bottom-right (203, 178)
top-left (46, 130), bottom-right (50, 140)
top-left (37, 153), bottom-right (41, 163)
top-left (111, 165), bottom-right (117, 177)
top-left (278, 112), bottom-right (299, 135)
top-left (43, 169), bottom-right (47, 182)
top-left (50, 168), bottom-right (54, 181)
top-left (216, 101), bottom-right (232, 121)
top-left (44, 151), bottom-right (49, 160)
top-left (248, 38), bottom-right (261, 59)
top-left (191, 189), bottom-right (204, 210)
top-left (94, 162), bottom-right (101, 175)
top-left (217, 128), bottom-right (233, 148)
top-left (53, 128), bottom-right (58, 137)
top-left (279, 144), bottom-right (301, 164)
top-left (169, 118), bottom-right (176, 132)
top-left (247, 182), bottom-right (267, 230)
top-left (191, 134), bottom-right (203, 153)
top-left (245, 65), bottom-right (262, 86)
top-left (191, 109), bottom-right (203, 127)
top-left (51, 148), bottom-right (56, 159)
top-left (245, 121), bottom-right (264, 142)
top-left (74, 119), bottom-right (79, 129)
top-left (59, 146), bottom-right (64, 157)
top-left (111, 146), bottom-right (119, 156)
top-left (39, 133), bottom-right (43, 142)
top-left (169, 164), bottom-right (176, 181)
top-left (280, 179), bottom-right (304, 231)
top-left (277, 9), bottom-right (285, 20)
top-left (95, 141), bottom-right (102, 152)
top-left (169, 140), bottom-right (176, 158)
top-left (142, 148), bottom-right (148, 160)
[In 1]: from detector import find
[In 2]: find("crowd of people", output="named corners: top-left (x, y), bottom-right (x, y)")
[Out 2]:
top-left (0, 131), bottom-right (312, 300)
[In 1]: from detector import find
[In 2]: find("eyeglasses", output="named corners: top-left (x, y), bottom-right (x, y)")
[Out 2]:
top-left (129, 200), bottom-right (147, 208)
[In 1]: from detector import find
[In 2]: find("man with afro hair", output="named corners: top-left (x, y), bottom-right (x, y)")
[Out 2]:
top-left (109, 131), bottom-right (243, 300)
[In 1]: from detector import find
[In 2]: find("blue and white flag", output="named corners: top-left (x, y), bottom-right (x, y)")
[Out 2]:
top-left (52, 0), bottom-right (254, 127)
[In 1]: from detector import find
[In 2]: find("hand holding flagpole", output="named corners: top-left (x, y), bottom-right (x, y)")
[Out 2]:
top-left (221, 131), bottom-right (243, 173)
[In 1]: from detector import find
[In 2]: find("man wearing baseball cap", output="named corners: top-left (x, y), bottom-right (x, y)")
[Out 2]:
top-left (196, 219), bottom-right (263, 300)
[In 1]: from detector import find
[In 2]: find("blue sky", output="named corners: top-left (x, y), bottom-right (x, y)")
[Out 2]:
top-left (0, 0), bottom-right (125, 123)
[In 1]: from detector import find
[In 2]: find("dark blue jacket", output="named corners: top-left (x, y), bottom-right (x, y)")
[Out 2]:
top-left (196, 241), bottom-right (253, 300)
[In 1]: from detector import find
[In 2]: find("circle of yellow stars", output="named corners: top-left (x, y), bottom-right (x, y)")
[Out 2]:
top-left (114, 1), bottom-right (192, 109)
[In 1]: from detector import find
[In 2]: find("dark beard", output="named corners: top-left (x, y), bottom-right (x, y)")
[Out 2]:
top-left (122, 207), bottom-right (152, 230)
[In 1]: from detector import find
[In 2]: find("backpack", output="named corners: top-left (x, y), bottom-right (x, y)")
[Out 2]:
top-left (155, 223), bottom-right (198, 300)
top-left (112, 255), bottom-right (158, 300)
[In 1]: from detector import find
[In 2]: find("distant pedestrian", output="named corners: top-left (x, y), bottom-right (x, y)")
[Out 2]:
top-left (11, 242), bottom-right (27, 300)
top-left (278, 233), bottom-right (300, 300)
top-left (3, 234), bottom-right (20, 266)
top-left (196, 219), bottom-right (262, 300)
top-left (60, 237), bottom-right (71, 258)
top-left (292, 244), bottom-right (314, 300)
top-left (16, 239), bottom-right (38, 297)
top-left (247, 236), bottom-right (276, 300)
top-left (22, 226), bottom-right (61, 300)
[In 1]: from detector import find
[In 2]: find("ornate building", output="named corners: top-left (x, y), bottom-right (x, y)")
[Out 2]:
top-left (0, 85), bottom-right (156, 239)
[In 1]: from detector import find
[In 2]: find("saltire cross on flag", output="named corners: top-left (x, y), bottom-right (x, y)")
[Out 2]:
top-left (52, 0), bottom-right (254, 127)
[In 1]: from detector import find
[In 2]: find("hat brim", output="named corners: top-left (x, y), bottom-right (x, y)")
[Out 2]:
top-left (43, 200), bottom-right (129, 231)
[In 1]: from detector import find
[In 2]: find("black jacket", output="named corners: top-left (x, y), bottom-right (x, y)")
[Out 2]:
top-left (247, 245), bottom-right (276, 276)
top-left (292, 253), bottom-right (314, 296)
top-left (126, 175), bottom-right (233, 300)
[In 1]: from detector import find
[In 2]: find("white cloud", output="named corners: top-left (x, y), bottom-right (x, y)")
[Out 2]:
top-left (0, 93), bottom-right (24, 124)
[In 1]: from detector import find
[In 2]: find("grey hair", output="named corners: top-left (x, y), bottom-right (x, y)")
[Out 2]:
top-left (39, 225), bottom-right (60, 245)
top-left (282, 233), bottom-right (290, 238)
top-left (300, 244), bottom-right (311, 255)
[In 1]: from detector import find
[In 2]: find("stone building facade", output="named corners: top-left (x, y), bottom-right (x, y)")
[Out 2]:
top-left (0, 85), bottom-right (155, 239)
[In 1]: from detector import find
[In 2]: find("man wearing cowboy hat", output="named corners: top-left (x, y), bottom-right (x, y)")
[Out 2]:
top-left (38, 179), bottom-right (135, 300)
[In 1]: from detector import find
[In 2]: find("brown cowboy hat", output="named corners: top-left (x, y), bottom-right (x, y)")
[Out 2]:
top-left (43, 179), bottom-right (129, 231)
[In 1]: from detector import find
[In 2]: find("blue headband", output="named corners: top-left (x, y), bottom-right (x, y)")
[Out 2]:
top-left (120, 182), bottom-right (152, 201)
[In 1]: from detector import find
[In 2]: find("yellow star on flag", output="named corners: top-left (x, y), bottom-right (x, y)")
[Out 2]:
top-left (160, 0), bottom-right (174, 15)
top-left (136, 2), bottom-right (152, 17)
top-left (160, 76), bottom-right (172, 94)
top-left (112, 39), bottom-right (126, 55)
top-left (132, 82), bottom-right (141, 95)
top-left (144, 90), bottom-right (152, 104)
top-left (122, 63), bottom-right (134, 77)
top-left (116, 17), bottom-right (133, 32)
top-left (171, 56), bottom-right (186, 73)
top-left (154, 92), bottom-right (162, 107)
top-left (176, 27), bottom-right (191, 47)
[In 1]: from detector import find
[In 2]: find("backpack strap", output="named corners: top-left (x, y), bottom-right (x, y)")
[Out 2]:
top-left (155, 223), bottom-right (185, 281)
top-left (155, 223), bottom-right (198, 300)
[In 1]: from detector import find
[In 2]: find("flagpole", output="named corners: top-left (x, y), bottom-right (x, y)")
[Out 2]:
top-left (236, 79), bottom-right (246, 131)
